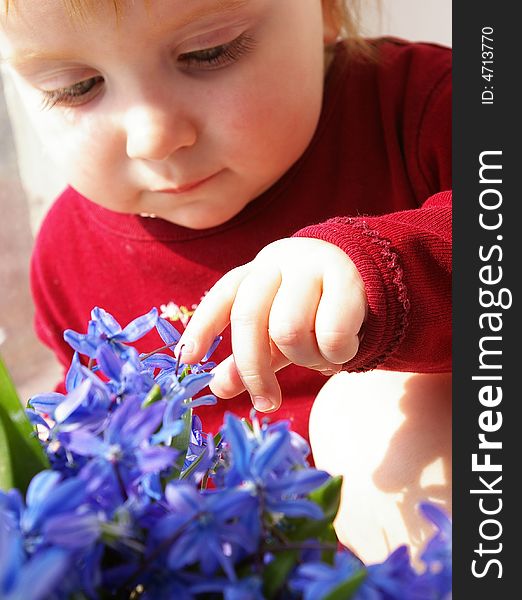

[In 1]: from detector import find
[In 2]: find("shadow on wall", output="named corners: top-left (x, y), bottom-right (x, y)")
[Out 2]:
top-left (309, 369), bottom-right (451, 566)
top-left (0, 79), bottom-right (62, 402)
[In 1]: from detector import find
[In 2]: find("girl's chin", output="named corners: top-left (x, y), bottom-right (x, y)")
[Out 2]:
top-left (153, 202), bottom-right (250, 230)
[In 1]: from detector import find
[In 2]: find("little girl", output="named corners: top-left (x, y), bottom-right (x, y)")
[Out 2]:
top-left (0, 0), bottom-right (451, 442)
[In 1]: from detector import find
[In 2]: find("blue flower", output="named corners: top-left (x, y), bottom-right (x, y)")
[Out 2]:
top-left (64, 307), bottom-right (158, 359)
top-left (291, 550), bottom-right (365, 600)
top-left (3, 305), bottom-right (453, 598)
top-left (223, 413), bottom-right (329, 519)
top-left (96, 343), bottom-right (156, 397)
top-left (150, 483), bottom-right (258, 580)
top-left (29, 368), bottom-right (112, 434)
top-left (59, 396), bottom-right (177, 497)
top-left (0, 519), bottom-right (70, 600)
top-left (141, 351), bottom-right (185, 390)
top-left (407, 503), bottom-right (452, 599)
top-left (21, 470), bottom-right (100, 550)
top-left (142, 319), bottom-right (221, 386)
top-left (151, 373), bottom-right (217, 446)
top-left (357, 545), bottom-right (416, 599)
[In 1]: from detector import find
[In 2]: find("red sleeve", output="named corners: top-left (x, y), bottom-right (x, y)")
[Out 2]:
top-left (294, 43), bottom-right (452, 374)
top-left (294, 191), bottom-right (451, 373)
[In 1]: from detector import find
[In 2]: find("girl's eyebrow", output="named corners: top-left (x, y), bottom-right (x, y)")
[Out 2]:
top-left (3, 51), bottom-right (74, 68)
top-left (3, 0), bottom-right (250, 68)
top-left (154, 0), bottom-right (250, 35)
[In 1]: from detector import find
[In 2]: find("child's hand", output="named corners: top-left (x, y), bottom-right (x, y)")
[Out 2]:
top-left (175, 238), bottom-right (367, 412)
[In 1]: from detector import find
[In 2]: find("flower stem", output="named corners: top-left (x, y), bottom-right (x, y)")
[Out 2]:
top-left (139, 341), bottom-right (178, 361)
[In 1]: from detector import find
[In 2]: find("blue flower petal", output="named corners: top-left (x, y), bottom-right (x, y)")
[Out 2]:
top-left (53, 379), bottom-right (92, 423)
top-left (23, 476), bottom-right (89, 533)
top-left (267, 469), bottom-right (330, 495)
top-left (166, 529), bottom-right (200, 571)
top-left (96, 344), bottom-right (124, 381)
top-left (63, 329), bottom-right (99, 358)
top-left (24, 410), bottom-right (50, 429)
top-left (419, 502), bottom-right (452, 537)
top-left (151, 419), bottom-right (184, 445)
top-left (65, 352), bottom-right (84, 392)
top-left (251, 430), bottom-right (288, 478)
top-left (137, 446), bottom-right (178, 473)
top-left (119, 400), bottom-right (165, 445)
top-left (0, 520), bottom-right (24, 594)
top-left (9, 548), bottom-right (70, 600)
top-left (28, 393), bottom-right (64, 415)
top-left (201, 336), bottom-right (222, 362)
top-left (141, 353), bottom-right (177, 371)
top-left (91, 307), bottom-right (121, 335)
top-left (188, 394), bottom-right (217, 409)
top-left (60, 430), bottom-right (107, 457)
top-left (209, 490), bottom-right (257, 521)
top-left (165, 483), bottom-right (201, 514)
top-left (43, 512), bottom-right (100, 548)
top-left (156, 317), bottom-right (182, 346)
top-left (25, 471), bottom-right (62, 511)
top-left (267, 499), bottom-right (324, 520)
top-left (112, 307), bottom-right (158, 342)
top-left (170, 372), bottom-right (213, 402)
top-left (224, 413), bottom-right (252, 480)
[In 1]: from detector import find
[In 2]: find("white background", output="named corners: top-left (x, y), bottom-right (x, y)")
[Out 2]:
top-left (362, 0), bottom-right (452, 47)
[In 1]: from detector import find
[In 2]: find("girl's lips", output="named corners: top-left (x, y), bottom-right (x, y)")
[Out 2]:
top-left (154, 172), bottom-right (219, 194)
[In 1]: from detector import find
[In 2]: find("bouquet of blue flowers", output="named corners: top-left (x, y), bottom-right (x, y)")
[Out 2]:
top-left (0, 307), bottom-right (451, 599)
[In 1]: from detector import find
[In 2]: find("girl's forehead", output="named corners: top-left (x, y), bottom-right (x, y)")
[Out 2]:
top-left (3, 0), bottom-right (125, 16)
top-left (0, 0), bottom-right (252, 44)
top-left (3, 0), bottom-right (256, 17)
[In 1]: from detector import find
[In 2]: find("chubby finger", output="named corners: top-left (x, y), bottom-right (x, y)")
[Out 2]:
top-left (210, 348), bottom-right (291, 399)
top-left (268, 274), bottom-right (339, 371)
top-left (314, 263), bottom-right (367, 364)
top-left (175, 266), bottom-right (248, 363)
top-left (229, 265), bottom-right (283, 412)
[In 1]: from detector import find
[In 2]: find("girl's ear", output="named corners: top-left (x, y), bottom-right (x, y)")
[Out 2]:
top-left (322, 0), bottom-right (342, 44)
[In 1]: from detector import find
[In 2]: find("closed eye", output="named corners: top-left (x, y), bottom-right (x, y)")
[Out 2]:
top-left (178, 32), bottom-right (256, 70)
top-left (40, 76), bottom-right (104, 110)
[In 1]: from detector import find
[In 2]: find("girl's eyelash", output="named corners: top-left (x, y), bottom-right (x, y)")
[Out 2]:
top-left (40, 76), bottom-right (104, 110)
top-left (178, 32), bottom-right (256, 69)
top-left (39, 33), bottom-right (255, 110)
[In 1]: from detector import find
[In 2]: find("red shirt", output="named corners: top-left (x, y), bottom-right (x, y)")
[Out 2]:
top-left (31, 38), bottom-right (452, 441)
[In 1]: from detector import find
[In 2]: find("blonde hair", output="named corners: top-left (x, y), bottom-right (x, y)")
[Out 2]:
top-left (4, 0), bottom-right (123, 19)
top-left (4, 0), bottom-right (374, 54)
top-left (325, 0), bottom-right (378, 57)
top-left (4, 1), bottom-right (365, 29)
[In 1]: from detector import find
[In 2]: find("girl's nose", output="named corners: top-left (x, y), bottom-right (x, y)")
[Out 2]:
top-left (124, 101), bottom-right (197, 161)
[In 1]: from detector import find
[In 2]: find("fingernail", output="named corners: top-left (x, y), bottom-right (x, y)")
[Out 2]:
top-left (252, 396), bottom-right (276, 412)
top-left (321, 368), bottom-right (340, 377)
top-left (174, 339), bottom-right (194, 358)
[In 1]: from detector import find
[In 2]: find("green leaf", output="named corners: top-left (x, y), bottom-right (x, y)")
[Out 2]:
top-left (262, 548), bottom-right (300, 599)
top-left (0, 355), bottom-right (50, 493)
top-left (322, 569), bottom-right (367, 600)
top-left (168, 403), bottom-right (193, 477)
top-left (309, 474), bottom-right (344, 523)
top-left (179, 430), bottom-right (223, 482)
top-left (141, 383), bottom-right (162, 408)
top-left (281, 475), bottom-right (344, 564)
top-left (285, 475), bottom-right (343, 542)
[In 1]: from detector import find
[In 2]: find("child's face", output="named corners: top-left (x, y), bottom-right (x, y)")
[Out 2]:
top-left (1, 0), bottom-right (330, 229)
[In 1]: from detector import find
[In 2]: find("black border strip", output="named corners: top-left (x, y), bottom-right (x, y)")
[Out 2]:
top-left (453, 2), bottom-right (519, 596)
